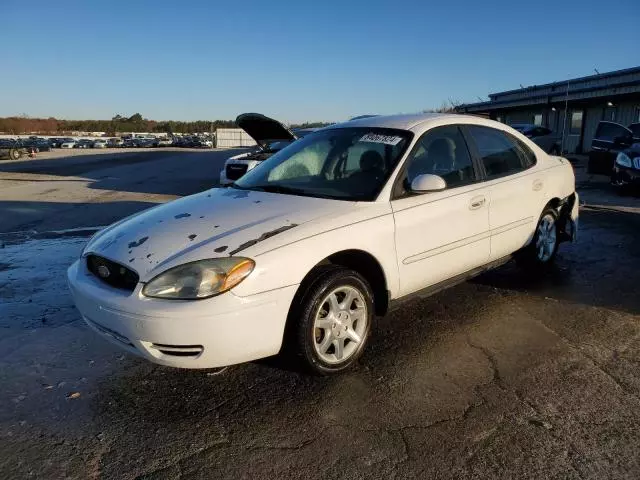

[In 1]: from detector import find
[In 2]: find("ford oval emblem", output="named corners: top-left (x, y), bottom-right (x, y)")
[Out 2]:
top-left (97, 265), bottom-right (111, 278)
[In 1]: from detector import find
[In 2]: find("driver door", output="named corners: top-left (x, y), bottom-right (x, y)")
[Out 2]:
top-left (391, 125), bottom-right (490, 296)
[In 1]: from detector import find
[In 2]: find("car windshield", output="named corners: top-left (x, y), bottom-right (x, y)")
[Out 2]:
top-left (234, 127), bottom-right (413, 201)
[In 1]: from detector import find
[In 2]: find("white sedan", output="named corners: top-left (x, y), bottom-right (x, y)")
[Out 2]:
top-left (219, 113), bottom-right (300, 186)
top-left (60, 140), bottom-right (77, 149)
top-left (68, 113), bottom-right (578, 375)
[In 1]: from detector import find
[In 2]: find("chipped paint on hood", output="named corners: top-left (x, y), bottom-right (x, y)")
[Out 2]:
top-left (83, 188), bottom-right (347, 281)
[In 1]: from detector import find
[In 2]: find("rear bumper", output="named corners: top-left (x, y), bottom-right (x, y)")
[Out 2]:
top-left (67, 259), bottom-right (298, 369)
top-left (558, 192), bottom-right (579, 243)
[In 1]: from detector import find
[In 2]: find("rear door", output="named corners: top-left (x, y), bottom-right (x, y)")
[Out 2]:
top-left (590, 122), bottom-right (633, 174)
top-left (465, 125), bottom-right (543, 261)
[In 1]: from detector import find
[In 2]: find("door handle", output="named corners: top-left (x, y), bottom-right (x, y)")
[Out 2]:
top-left (533, 179), bottom-right (543, 191)
top-left (469, 196), bottom-right (486, 210)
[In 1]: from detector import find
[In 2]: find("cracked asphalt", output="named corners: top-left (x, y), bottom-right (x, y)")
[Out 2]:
top-left (1, 151), bottom-right (640, 479)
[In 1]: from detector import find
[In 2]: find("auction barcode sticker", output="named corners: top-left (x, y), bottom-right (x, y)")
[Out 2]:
top-left (359, 133), bottom-right (403, 146)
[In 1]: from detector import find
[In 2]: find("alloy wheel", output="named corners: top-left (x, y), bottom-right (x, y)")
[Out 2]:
top-left (313, 286), bottom-right (367, 364)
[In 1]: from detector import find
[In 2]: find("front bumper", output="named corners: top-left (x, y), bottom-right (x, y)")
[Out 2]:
top-left (612, 164), bottom-right (640, 186)
top-left (67, 259), bottom-right (298, 368)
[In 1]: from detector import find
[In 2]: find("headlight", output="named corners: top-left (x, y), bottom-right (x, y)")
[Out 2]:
top-left (142, 257), bottom-right (255, 300)
top-left (616, 152), bottom-right (632, 168)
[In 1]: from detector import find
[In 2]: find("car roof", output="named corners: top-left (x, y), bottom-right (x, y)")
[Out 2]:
top-left (327, 112), bottom-right (504, 134)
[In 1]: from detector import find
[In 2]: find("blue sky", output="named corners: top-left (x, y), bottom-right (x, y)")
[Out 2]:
top-left (1, 0), bottom-right (637, 123)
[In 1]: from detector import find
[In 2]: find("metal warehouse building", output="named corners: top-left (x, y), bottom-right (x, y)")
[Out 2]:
top-left (457, 66), bottom-right (640, 154)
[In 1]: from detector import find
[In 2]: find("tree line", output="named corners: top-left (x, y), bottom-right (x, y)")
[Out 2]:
top-left (0, 114), bottom-right (236, 135)
top-left (0, 114), bottom-right (333, 135)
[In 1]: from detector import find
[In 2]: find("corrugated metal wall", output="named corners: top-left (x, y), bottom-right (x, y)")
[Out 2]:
top-left (497, 100), bottom-right (640, 153)
top-left (215, 128), bottom-right (257, 148)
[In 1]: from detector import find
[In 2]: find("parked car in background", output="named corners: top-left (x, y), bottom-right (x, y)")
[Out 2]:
top-left (122, 139), bottom-right (136, 148)
top-left (75, 139), bottom-right (94, 149)
top-left (510, 124), bottom-right (560, 154)
top-left (60, 139), bottom-right (78, 149)
top-left (107, 138), bottom-right (124, 148)
top-left (68, 113), bottom-right (578, 374)
top-left (21, 137), bottom-right (51, 153)
top-left (134, 138), bottom-right (156, 148)
top-left (587, 121), bottom-right (639, 175)
top-left (156, 137), bottom-right (173, 147)
top-left (196, 138), bottom-right (214, 148)
top-left (49, 137), bottom-right (65, 148)
top-left (219, 113), bottom-right (301, 185)
top-left (0, 139), bottom-right (28, 160)
top-left (92, 139), bottom-right (108, 149)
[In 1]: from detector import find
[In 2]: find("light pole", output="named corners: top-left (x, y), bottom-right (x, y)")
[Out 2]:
top-left (560, 77), bottom-right (570, 154)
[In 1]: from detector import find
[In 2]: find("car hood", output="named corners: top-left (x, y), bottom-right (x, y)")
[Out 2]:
top-left (84, 188), bottom-right (346, 281)
top-left (236, 113), bottom-right (296, 147)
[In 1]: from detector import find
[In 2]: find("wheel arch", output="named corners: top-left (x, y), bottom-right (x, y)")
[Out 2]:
top-left (291, 249), bottom-right (390, 318)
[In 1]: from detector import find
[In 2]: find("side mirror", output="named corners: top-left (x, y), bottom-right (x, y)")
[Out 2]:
top-left (410, 174), bottom-right (446, 193)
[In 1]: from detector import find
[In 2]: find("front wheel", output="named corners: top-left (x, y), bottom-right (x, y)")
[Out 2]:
top-left (9, 148), bottom-right (21, 160)
top-left (517, 208), bottom-right (559, 269)
top-left (289, 266), bottom-right (373, 375)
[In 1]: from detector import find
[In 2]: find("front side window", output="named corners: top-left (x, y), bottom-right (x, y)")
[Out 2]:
top-left (570, 111), bottom-right (583, 135)
top-left (467, 126), bottom-right (532, 178)
top-left (400, 126), bottom-right (476, 191)
top-left (234, 127), bottom-right (412, 201)
top-left (533, 114), bottom-right (543, 126)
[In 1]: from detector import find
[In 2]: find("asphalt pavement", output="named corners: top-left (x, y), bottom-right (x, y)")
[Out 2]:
top-left (1, 150), bottom-right (639, 479)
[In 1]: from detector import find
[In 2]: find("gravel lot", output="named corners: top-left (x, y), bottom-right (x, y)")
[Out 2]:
top-left (1, 150), bottom-right (639, 479)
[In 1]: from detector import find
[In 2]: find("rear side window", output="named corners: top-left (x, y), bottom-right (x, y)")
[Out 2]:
top-left (467, 126), bottom-right (534, 178)
top-left (594, 122), bottom-right (631, 141)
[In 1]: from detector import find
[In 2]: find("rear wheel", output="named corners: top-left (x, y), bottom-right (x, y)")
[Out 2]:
top-left (288, 266), bottom-right (373, 375)
top-left (517, 208), bottom-right (559, 269)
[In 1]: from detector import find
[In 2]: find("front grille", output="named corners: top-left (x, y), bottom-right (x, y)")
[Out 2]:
top-left (225, 163), bottom-right (248, 180)
top-left (86, 254), bottom-right (139, 291)
top-left (633, 156), bottom-right (640, 170)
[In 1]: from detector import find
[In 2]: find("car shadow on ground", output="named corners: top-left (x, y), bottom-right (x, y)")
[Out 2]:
top-left (472, 207), bottom-right (640, 315)
top-left (0, 148), bottom-right (247, 197)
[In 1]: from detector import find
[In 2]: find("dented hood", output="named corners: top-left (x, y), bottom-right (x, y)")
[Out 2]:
top-left (236, 113), bottom-right (296, 147)
top-left (84, 188), bottom-right (344, 281)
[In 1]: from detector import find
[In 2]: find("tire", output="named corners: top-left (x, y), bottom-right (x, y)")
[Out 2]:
top-left (286, 266), bottom-right (374, 375)
top-left (517, 207), bottom-right (559, 269)
top-left (9, 148), bottom-right (21, 160)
